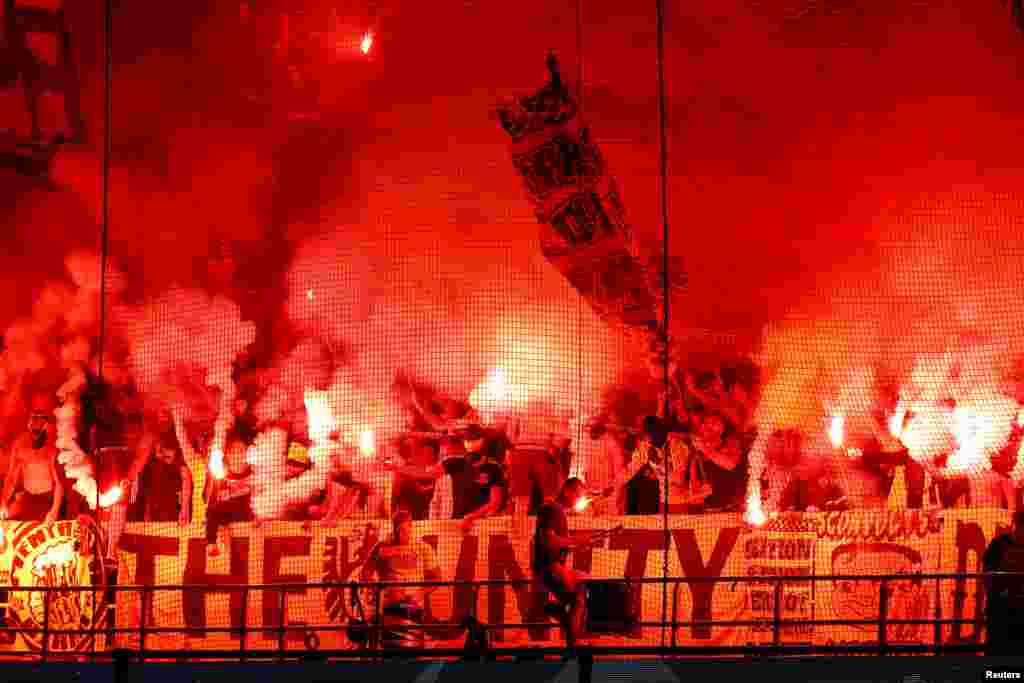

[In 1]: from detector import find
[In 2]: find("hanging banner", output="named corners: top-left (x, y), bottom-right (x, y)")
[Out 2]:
top-left (495, 54), bottom-right (682, 337)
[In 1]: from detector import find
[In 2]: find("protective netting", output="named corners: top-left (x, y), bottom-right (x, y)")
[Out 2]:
top-left (2, 0), bottom-right (1024, 658)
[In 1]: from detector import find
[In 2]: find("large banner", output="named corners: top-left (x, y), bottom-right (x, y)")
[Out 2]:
top-left (0, 511), bottom-right (1004, 652)
top-left (94, 508), bottom-right (1010, 653)
top-left (0, 520), bottom-right (103, 654)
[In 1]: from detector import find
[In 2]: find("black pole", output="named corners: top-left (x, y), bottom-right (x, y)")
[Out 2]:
top-left (93, 0), bottom-right (112, 659)
top-left (655, 0), bottom-right (671, 651)
top-left (97, 0), bottom-right (112, 383)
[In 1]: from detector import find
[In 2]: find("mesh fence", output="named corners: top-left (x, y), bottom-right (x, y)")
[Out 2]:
top-left (1, 0), bottom-right (1023, 659)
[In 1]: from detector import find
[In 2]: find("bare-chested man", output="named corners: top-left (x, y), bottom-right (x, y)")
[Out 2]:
top-left (1, 394), bottom-right (63, 522)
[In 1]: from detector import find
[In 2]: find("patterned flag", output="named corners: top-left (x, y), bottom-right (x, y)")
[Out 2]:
top-left (495, 54), bottom-right (684, 352)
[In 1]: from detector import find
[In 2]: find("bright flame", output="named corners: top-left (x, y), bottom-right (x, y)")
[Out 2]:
top-left (574, 497), bottom-right (591, 513)
top-left (745, 494), bottom-right (766, 527)
top-left (469, 367), bottom-right (516, 421)
top-left (98, 485), bottom-right (123, 509)
top-left (304, 390), bottom-right (336, 444)
top-left (828, 415), bottom-right (845, 449)
top-left (360, 32), bottom-right (373, 54)
top-left (947, 407), bottom-right (989, 475)
top-left (359, 429), bottom-right (375, 457)
top-left (889, 405), bottom-right (907, 439)
top-left (209, 448), bottom-right (227, 481)
top-left (306, 289), bottom-right (314, 301)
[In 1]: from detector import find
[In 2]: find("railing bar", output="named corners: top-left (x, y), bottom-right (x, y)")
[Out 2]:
top-left (772, 580), bottom-right (782, 647)
top-left (0, 571), bottom-right (1022, 593)
top-left (40, 587), bottom-right (50, 662)
top-left (239, 584), bottom-right (250, 661)
top-left (139, 585), bottom-right (149, 652)
top-left (877, 578), bottom-right (888, 653)
top-left (277, 587), bottom-right (286, 662)
top-left (3, 614), bottom-right (987, 639)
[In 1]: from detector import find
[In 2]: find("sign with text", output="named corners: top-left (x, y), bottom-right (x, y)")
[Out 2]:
top-left (102, 508), bottom-right (1013, 652)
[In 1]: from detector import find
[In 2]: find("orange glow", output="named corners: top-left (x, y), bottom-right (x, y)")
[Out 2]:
top-left (304, 390), bottom-right (336, 444)
top-left (828, 415), bottom-right (845, 448)
top-left (306, 289), bottom-right (314, 301)
top-left (209, 448), bottom-right (227, 481)
top-left (744, 483), bottom-right (766, 527)
top-left (889, 405), bottom-right (907, 439)
top-left (947, 406), bottom-right (988, 474)
top-left (98, 485), bottom-right (123, 509)
top-left (359, 428), bottom-right (375, 456)
top-left (574, 496), bottom-right (591, 513)
top-left (469, 367), bottom-right (514, 420)
top-left (360, 32), bottom-right (373, 54)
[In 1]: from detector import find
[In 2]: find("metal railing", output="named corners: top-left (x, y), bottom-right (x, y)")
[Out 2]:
top-left (0, 571), bottom-right (1009, 662)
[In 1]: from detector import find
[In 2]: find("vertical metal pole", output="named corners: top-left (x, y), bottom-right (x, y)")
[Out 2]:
top-left (670, 580), bottom-right (680, 649)
top-left (877, 579), bottom-right (889, 652)
top-left (138, 585), bottom-right (149, 653)
top-left (373, 587), bottom-right (382, 658)
top-left (41, 588), bottom-right (51, 661)
top-left (239, 585), bottom-right (250, 661)
top-left (277, 587), bottom-right (286, 661)
top-left (772, 580), bottom-right (782, 647)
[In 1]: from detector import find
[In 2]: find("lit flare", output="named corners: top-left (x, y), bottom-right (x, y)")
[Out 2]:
top-left (98, 485), bottom-right (123, 509)
top-left (574, 497), bottom-right (592, 513)
top-left (209, 448), bottom-right (227, 481)
top-left (828, 415), bottom-right (845, 449)
top-left (360, 32), bottom-right (373, 54)
top-left (469, 367), bottom-right (515, 420)
top-left (889, 405), bottom-right (907, 439)
top-left (744, 485), bottom-right (766, 527)
top-left (304, 390), bottom-right (337, 444)
top-left (359, 429), bottom-right (375, 457)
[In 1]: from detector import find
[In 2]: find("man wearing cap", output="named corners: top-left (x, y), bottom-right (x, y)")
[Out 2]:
top-left (0, 393), bottom-right (63, 522)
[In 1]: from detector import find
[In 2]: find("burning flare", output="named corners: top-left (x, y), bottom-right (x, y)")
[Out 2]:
top-left (359, 428), bottom-right (375, 457)
top-left (744, 485), bottom-right (767, 527)
top-left (469, 367), bottom-right (517, 422)
top-left (98, 486), bottom-right (123, 509)
top-left (209, 448), bottom-right (227, 481)
top-left (828, 415), bottom-right (845, 449)
top-left (573, 496), bottom-right (591, 513)
top-left (360, 32), bottom-right (373, 54)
